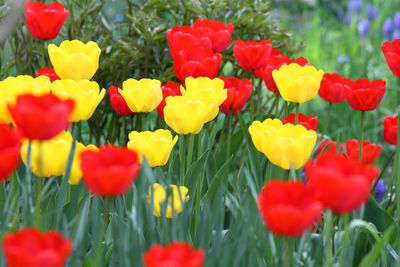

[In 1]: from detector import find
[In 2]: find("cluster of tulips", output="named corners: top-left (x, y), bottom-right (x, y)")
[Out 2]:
top-left (0, 1), bottom-right (399, 266)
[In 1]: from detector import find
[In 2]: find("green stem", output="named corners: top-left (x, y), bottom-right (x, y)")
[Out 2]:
top-left (141, 113), bottom-right (146, 131)
top-left (323, 210), bottom-right (333, 267)
top-left (197, 131), bottom-right (203, 159)
top-left (322, 103), bottom-right (333, 138)
top-left (282, 237), bottom-right (292, 267)
top-left (284, 101), bottom-right (288, 118)
top-left (295, 103), bottom-right (300, 124)
top-left (339, 214), bottom-right (350, 267)
top-left (283, 169), bottom-right (290, 181)
top-left (226, 112), bottom-right (232, 161)
top-left (187, 134), bottom-right (195, 170)
top-left (179, 135), bottom-right (186, 185)
top-left (359, 111), bottom-right (365, 161)
top-left (95, 197), bottom-right (112, 266)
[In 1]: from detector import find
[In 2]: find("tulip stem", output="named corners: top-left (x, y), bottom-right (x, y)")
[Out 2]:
top-left (323, 210), bottom-right (333, 267)
top-left (359, 111), bottom-right (365, 161)
top-left (295, 103), bottom-right (300, 124)
top-left (283, 101), bottom-right (288, 117)
top-left (283, 170), bottom-right (290, 181)
top-left (179, 135), bottom-right (186, 185)
top-left (141, 113), bottom-right (146, 131)
top-left (95, 197), bottom-right (112, 266)
top-left (187, 134), bottom-right (195, 170)
top-left (322, 103), bottom-right (333, 138)
top-left (197, 131), bottom-right (203, 159)
top-left (226, 112), bottom-right (232, 161)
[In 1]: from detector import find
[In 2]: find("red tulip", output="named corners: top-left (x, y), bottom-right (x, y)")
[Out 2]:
top-left (381, 39), bottom-right (400, 79)
top-left (167, 25), bottom-right (212, 60)
top-left (254, 49), bottom-right (309, 93)
top-left (191, 19), bottom-right (234, 53)
top-left (318, 73), bottom-right (352, 103)
top-left (157, 81), bottom-right (183, 119)
top-left (345, 139), bottom-right (382, 165)
top-left (233, 40), bottom-right (272, 71)
top-left (218, 77), bottom-right (252, 115)
top-left (143, 241), bottom-right (205, 267)
top-left (257, 180), bottom-right (323, 237)
top-left (305, 152), bottom-right (379, 214)
top-left (280, 113), bottom-right (318, 131)
top-left (24, 1), bottom-right (69, 40)
top-left (80, 145), bottom-right (141, 197)
top-left (108, 86), bottom-right (134, 116)
top-left (346, 79), bottom-right (386, 111)
top-left (173, 47), bottom-right (222, 83)
top-left (2, 228), bottom-right (72, 267)
top-left (35, 67), bottom-right (61, 83)
top-left (0, 124), bottom-right (21, 181)
top-left (7, 94), bottom-right (75, 140)
top-left (383, 115), bottom-right (398, 146)
top-left (316, 139), bottom-right (344, 157)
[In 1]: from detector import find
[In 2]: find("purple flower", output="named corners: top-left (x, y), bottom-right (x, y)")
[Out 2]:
top-left (393, 31), bottom-right (400, 40)
top-left (394, 12), bottom-right (400, 30)
top-left (383, 18), bottom-right (394, 40)
top-left (366, 4), bottom-right (379, 21)
top-left (348, 0), bottom-right (363, 13)
top-left (358, 19), bottom-right (370, 37)
top-left (374, 179), bottom-right (385, 202)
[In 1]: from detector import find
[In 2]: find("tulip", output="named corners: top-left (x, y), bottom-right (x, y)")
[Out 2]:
top-left (218, 77), bottom-right (252, 115)
top-left (69, 143), bottom-right (98, 185)
top-left (280, 113), bottom-right (318, 131)
top-left (346, 78), bottom-right (386, 111)
top-left (80, 145), bottom-right (141, 197)
top-left (191, 19), bottom-right (234, 53)
top-left (164, 96), bottom-right (215, 135)
top-left (173, 47), bottom-right (222, 83)
top-left (156, 81), bottom-right (182, 119)
top-left (318, 73), bottom-right (352, 103)
top-left (149, 183), bottom-right (189, 218)
top-left (35, 67), bottom-right (61, 82)
top-left (24, 1), bottom-right (69, 40)
top-left (108, 85), bottom-right (134, 116)
top-left (381, 39), bottom-right (400, 79)
top-left (181, 77), bottom-right (227, 122)
top-left (51, 79), bottom-right (105, 122)
top-left (127, 129), bottom-right (178, 167)
top-left (248, 119), bottom-right (317, 170)
top-left (143, 241), bottom-right (205, 267)
top-left (383, 115), bottom-right (398, 146)
top-left (258, 180), bottom-right (323, 237)
top-left (233, 40), bottom-right (272, 71)
top-left (316, 139), bottom-right (344, 157)
top-left (345, 139), bottom-right (382, 164)
top-left (0, 124), bottom-right (21, 181)
top-left (272, 63), bottom-right (324, 103)
top-left (8, 94), bottom-right (74, 140)
top-left (305, 152), bottom-right (379, 214)
top-left (118, 78), bottom-right (162, 113)
top-left (2, 228), bottom-right (72, 267)
top-left (48, 40), bottom-right (101, 80)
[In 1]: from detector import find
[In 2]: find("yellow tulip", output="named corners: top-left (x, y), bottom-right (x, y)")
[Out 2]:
top-left (118, 78), bottom-right (162, 112)
top-left (248, 119), bottom-right (317, 170)
top-left (164, 95), bottom-right (215, 135)
top-left (69, 143), bottom-right (98, 184)
top-left (51, 79), bottom-right (105, 121)
top-left (0, 75), bottom-right (51, 123)
top-left (48, 40), bottom-right (101, 80)
top-left (181, 77), bottom-right (227, 122)
top-left (127, 129), bottom-right (178, 167)
top-left (272, 63), bottom-right (324, 103)
top-left (149, 183), bottom-right (189, 218)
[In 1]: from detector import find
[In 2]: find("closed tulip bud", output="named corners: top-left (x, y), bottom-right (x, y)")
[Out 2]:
top-left (383, 115), bottom-right (398, 146)
top-left (346, 78), bottom-right (386, 111)
top-left (118, 78), bottom-right (162, 113)
top-left (157, 81), bottom-right (182, 119)
top-left (272, 63), bottom-right (324, 103)
top-left (345, 139), bottom-right (382, 164)
top-left (164, 96), bottom-right (216, 135)
top-left (51, 79), bottom-right (105, 122)
top-left (249, 119), bottom-right (317, 170)
top-left (149, 183), bottom-right (189, 218)
top-left (382, 39), bottom-right (400, 79)
top-left (127, 129), bottom-right (178, 167)
top-left (48, 40), bottom-right (101, 81)
top-left (35, 67), bottom-right (61, 82)
top-left (181, 77), bottom-right (227, 122)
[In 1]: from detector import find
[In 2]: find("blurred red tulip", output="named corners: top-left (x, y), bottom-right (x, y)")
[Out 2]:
top-left (218, 77), bottom-right (252, 115)
top-left (143, 241), bottom-right (205, 267)
top-left (173, 47), bottom-right (222, 83)
top-left (383, 115), bottom-right (398, 146)
top-left (108, 86), bottom-right (134, 116)
top-left (346, 79), bottom-right (386, 111)
top-left (191, 19), bottom-right (234, 53)
top-left (0, 124), bottom-right (21, 181)
top-left (25, 1), bottom-right (69, 40)
top-left (157, 81), bottom-right (183, 119)
top-left (318, 73), bottom-right (352, 103)
top-left (35, 67), bottom-right (61, 83)
top-left (80, 145), bottom-right (141, 197)
top-left (280, 113), bottom-right (318, 131)
top-left (345, 139), bottom-right (382, 164)
top-left (306, 152), bottom-right (379, 214)
top-left (3, 228), bottom-right (72, 267)
top-left (381, 39), bottom-right (400, 79)
top-left (316, 139), bottom-right (344, 157)
top-left (8, 94), bottom-right (74, 140)
top-left (258, 180), bottom-right (323, 237)
top-left (233, 40), bottom-right (272, 71)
